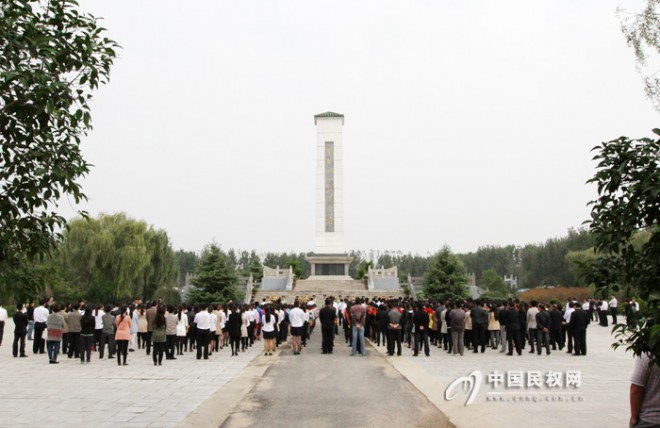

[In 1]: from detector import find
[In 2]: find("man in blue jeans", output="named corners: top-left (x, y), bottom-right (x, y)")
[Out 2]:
top-left (350, 298), bottom-right (366, 356)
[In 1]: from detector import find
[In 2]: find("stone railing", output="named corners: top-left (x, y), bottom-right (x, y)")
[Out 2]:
top-left (407, 273), bottom-right (416, 299)
top-left (261, 265), bottom-right (294, 291)
top-left (244, 274), bottom-right (254, 303)
top-left (367, 266), bottom-right (398, 291)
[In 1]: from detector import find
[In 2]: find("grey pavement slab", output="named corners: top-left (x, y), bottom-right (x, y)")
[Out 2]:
top-left (0, 318), bottom-right (262, 428)
top-left (215, 328), bottom-right (453, 428)
top-left (369, 322), bottom-right (632, 428)
top-left (0, 318), bottom-right (634, 428)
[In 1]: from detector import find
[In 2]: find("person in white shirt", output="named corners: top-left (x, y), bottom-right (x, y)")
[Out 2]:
top-left (275, 305), bottom-right (287, 346)
top-left (193, 304), bottom-right (213, 360)
top-left (301, 307), bottom-right (311, 347)
top-left (563, 304), bottom-right (575, 354)
top-left (0, 304), bottom-right (8, 347)
top-left (221, 306), bottom-right (231, 348)
top-left (176, 307), bottom-right (189, 356)
top-left (338, 299), bottom-right (347, 327)
top-left (526, 302), bottom-right (540, 354)
top-left (261, 306), bottom-right (277, 356)
top-left (289, 301), bottom-right (305, 355)
top-left (599, 299), bottom-right (609, 327)
top-left (93, 305), bottom-right (105, 352)
top-left (609, 295), bottom-right (618, 324)
top-left (208, 307), bottom-right (218, 356)
top-left (246, 305), bottom-right (258, 346)
top-left (33, 300), bottom-right (50, 354)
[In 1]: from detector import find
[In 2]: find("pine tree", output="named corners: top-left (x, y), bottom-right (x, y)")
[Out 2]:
top-left (423, 247), bottom-right (468, 301)
top-left (187, 244), bottom-right (242, 304)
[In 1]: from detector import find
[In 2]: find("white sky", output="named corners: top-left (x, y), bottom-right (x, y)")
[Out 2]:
top-left (65, 0), bottom-right (659, 255)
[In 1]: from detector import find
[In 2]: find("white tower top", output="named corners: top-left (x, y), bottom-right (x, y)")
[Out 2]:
top-left (314, 111), bottom-right (345, 254)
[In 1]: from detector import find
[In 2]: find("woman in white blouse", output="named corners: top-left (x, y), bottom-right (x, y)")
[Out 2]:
top-left (261, 306), bottom-right (277, 356)
top-left (176, 305), bottom-right (188, 356)
top-left (240, 304), bottom-right (249, 352)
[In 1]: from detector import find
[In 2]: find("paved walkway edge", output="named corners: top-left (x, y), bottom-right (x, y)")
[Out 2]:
top-left (367, 340), bottom-right (460, 427)
top-left (176, 347), bottom-right (285, 428)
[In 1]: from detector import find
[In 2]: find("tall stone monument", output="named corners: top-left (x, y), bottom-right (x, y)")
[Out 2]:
top-left (306, 112), bottom-right (353, 279)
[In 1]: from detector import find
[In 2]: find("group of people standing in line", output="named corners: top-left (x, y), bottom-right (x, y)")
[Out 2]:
top-left (335, 295), bottom-right (635, 360)
top-left (0, 293), bottom-right (637, 367)
top-left (3, 297), bottom-right (328, 366)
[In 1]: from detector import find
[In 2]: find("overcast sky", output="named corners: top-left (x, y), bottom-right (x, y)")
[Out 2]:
top-left (66, 0), bottom-right (658, 256)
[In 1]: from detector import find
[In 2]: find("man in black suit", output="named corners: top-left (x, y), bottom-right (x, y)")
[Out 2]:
top-left (535, 304), bottom-right (552, 355)
top-left (569, 302), bottom-right (590, 356)
top-left (505, 302), bottom-right (522, 356)
top-left (318, 299), bottom-right (337, 354)
top-left (548, 304), bottom-right (564, 350)
top-left (470, 300), bottom-right (489, 353)
top-left (413, 303), bottom-right (430, 357)
top-left (13, 304), bottom-right (29, 358)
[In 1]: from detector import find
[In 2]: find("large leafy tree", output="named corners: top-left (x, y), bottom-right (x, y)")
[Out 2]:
top-left (0, 0), bottom-right (118, 299)
top-left (585, 132), bottom-right (659, 366)
top-left (480, 268), bottom-right (509, 297)
top-left (236, 250), bottom-right (263, 282)
top-left (187, 244), bottom-right (242, 304)
top-left (618, 0), bottom-right (660, 110)
top-left (423, 247), bottom-right (468, 301)
top-left (57, 213), bottom-right (177, 302)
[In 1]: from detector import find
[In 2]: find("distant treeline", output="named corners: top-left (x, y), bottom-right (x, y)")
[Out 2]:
top-left (176, 228), bottom-right (595, 290)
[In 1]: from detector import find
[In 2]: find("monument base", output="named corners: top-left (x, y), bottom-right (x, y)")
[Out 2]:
top-left (305, 254), bottom-right (354, 280)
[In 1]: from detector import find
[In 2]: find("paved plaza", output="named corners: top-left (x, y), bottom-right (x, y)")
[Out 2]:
top-left (370, 322), bottom-right (632, 427)
top-left (0, 318), bottom-right (262, 428)
top-left (0, 318), bottom-right (633, 427)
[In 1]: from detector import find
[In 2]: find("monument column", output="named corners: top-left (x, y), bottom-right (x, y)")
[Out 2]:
top-left (307, 111), bottom-right (353, 280)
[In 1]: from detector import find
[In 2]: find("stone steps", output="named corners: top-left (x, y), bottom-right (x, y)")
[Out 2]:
top-left (252, 278), bottom-right (404, 303)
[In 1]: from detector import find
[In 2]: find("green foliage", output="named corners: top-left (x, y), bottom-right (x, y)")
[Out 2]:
top-left (585, 133), bottom-right (660, 366)
top-left (564, 247), bottom-right (598, 287)
top-left (187, 244), bottom-right (242, 304)
top-left (0, 0), bottom-right (118, 299)
top-left (460, 245), bottom-right (517, 284)
top-left (618, 0), bottom-right (660, 110)
top-left (153, 286), bottom-right (181, 305)
top-left (263, 252), bottom-right (310, 278)
top-left (480, 268), bottom-right (509, 296)
top-left (235, 250), bottom-right (263, 282)
top-left (457, 229), bottom-right (593, 289)
top-left (357, 260), bottom-right (373, 280)
top-left (423, 247), bottom-right (468, 301)
top-left (517, 229), bottom-right (594, 288)
top-left (376, 252), bottom-right (429, 277)
top-left (348, 250), bottom-right (366, 278)
top-left (175, 250), bottom-right (198, 288)
top-left (56, 213), bottom-right (177, 302)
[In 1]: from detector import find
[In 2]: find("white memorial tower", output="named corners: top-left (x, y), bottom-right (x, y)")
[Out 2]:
top-left (307, 112), bottom-right (353, 279)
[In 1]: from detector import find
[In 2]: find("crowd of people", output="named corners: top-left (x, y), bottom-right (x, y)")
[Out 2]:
top-left (3, 297), bottom-right (327, 365)
top-left (335, 295), bottom-right (636, 359)
top-left (0, 293), bottom-right (636, 366)
top-left (0, 293), bottom-right (654, 428)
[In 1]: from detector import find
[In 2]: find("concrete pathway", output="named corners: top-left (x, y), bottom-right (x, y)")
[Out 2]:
top-left (212, 327), bottom-right (453, 428)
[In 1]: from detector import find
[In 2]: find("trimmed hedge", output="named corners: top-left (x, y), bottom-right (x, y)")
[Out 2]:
top-left (518, 287), bottom-right (592, 304)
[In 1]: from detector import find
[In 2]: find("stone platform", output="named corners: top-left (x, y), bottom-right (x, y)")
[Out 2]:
top-left (252, 279), bottom-right (404, 303)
